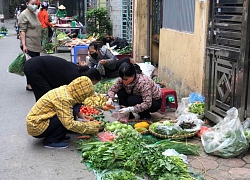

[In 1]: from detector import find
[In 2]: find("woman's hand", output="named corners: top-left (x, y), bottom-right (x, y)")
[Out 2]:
top-left (99, 59), bottom-right (107, 65)
top-left (23, 45), bottom-right (28, 54)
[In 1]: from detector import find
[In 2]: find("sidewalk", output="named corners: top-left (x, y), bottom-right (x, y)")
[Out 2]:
top-left (159, 111), bottom-right (250, 180)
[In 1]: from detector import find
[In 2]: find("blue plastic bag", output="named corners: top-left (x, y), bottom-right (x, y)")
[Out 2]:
top-left (189, 92), bottom-right (205, 103)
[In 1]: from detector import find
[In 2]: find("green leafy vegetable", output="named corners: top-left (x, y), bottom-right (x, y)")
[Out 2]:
top-left (189, 102), bottom-right (205, 115)
top-left (78, 136), bottom-right (199, 179)
top-left (117, 46), bottom-right (132, 55)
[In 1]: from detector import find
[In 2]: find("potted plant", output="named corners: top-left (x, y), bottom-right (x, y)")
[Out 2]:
top-left (85, 7), bottom-right (112, 43)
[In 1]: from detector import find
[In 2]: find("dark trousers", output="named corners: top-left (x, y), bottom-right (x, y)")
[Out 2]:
top-left (20, 46), bottom-right (40, 85)
top-left (104, 57), bottom-right (131, 78)
top-left (117, 88), bottom-right (162, 118)
top-left (34, 104), bottom-right (81, 144)
top-left (24, 60), bottom-right (53, 101)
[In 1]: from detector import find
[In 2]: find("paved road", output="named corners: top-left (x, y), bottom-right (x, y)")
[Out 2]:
top-left (0, 19), bottom-right (95, 180)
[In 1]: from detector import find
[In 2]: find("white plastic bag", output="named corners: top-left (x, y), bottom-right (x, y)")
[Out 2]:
top-left (201, 107), bottom-right (249, 158)
top-left (137, 63), bottom-right (155, 77)
top-left (175, 97), bottom-right (190, 117)
top-left (177, 113), bottom-right (204, 132)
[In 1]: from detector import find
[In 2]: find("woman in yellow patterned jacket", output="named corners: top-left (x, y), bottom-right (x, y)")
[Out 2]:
top-left (26, 76), bottom-right (100, 149)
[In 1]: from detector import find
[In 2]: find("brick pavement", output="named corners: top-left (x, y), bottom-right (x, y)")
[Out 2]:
top-left (151, 111), bottom-right (250, 180)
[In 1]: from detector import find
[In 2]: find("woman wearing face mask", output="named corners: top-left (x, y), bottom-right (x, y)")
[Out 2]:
top-left (18, 0), bottom-right (42, 91)
top-left (107, 62), bottom-right (162, 120)
top-left (88, 42), bottom-right (131, 78)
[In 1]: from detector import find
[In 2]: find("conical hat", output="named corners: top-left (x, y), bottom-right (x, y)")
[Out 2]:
top-left (58, 5), bottom-right (66, 10)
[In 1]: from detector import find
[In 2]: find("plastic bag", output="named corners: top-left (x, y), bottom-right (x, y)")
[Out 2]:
top-left (177, 113), bottom-right (204, 132)
top-left (201, 107), bottom-right (249, 158)
top-left (155, 123), bottom-right (182, 135)
top-left (189, 92), bottom-right (205, 103)
top-left (162, 149), bottom-right (188, 164)
top-left (97, 132), bottom-right (115, 142)
top-left (111, 112), bottom-right (129, 123)
top-left (243, 118), bottom-right (250, 130)
top-left (197, 126), bottom-right (211, 138)
top-left (137, 63), bottom-right (155, 77)
top-left (175, 97), bottom-right (190, 117)
top-left (8, 53), bottom-right (28, 76)
top-left (96, 62), bottom-right (105, 75)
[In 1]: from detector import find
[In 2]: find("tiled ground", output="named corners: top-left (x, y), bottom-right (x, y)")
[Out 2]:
top-left (151, 111), bottom-right (250, 180)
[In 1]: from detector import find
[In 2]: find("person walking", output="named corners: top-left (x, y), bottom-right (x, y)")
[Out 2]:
top-left (26, 76), bottom-right (100, 149)
top-left (24, 56), bottom-right (101, 101)
top-left (38, 2), bottom-right (53, 46)
top-left (18, 0), bottom-right (42, 91)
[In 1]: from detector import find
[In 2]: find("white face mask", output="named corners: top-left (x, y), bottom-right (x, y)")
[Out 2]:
top-left (27, 4), bottom-right (38, 12)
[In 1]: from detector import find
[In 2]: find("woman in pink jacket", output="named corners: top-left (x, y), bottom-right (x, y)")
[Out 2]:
top-left (107, 62), bottom-right (162, 119)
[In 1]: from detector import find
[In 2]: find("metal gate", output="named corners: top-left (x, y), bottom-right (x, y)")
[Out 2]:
top-left (121, 0), bottom-right (133, 44)
top-left (205, 0), bottom-right (250, 122)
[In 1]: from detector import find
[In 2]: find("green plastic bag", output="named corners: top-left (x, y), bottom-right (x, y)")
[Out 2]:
top-left (8, 54), bottom-right (27, 76)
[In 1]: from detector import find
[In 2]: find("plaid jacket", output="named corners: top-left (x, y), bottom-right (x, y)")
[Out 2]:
top-left (26, 76), bottom-right (99, 136)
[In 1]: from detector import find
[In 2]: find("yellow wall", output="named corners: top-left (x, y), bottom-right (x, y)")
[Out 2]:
top-left (133, 0), bottom-right (148, 62)
top-left (158, 1), bottom-right (209, 98)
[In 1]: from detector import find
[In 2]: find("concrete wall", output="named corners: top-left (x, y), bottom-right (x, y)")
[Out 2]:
top-left (109, 0), bottom-right (121, 37)
top-left (158, 1), bottom-right (209, 98)
top-left (132, 0), bottom-right (148, 62)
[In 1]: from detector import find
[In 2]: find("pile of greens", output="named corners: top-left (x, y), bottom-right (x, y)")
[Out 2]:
top-left (78, 136), bottom-right (200, 179)
top-left (43, 43), bottom-right (57, 54)
top-left (102, 170), bottom-right (137, 180)
top-left (94, 79), bottom-right (116, 94)
top-left (117, 46), bottom-right (132, 55)
top-left (189, 102), bottom-right (205, 115)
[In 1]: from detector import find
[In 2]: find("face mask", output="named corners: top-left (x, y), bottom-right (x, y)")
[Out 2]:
top-left (122, 77), bottom-right (134, 85)
top-left (90, 52), bottom-right (98, 59)
top-left (27, 4), bottom-right (38, 12)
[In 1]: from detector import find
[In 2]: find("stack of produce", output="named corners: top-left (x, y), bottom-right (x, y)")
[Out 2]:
top-left (105, 121), bottom-right (139, 137)
top-left (83, 94), bottom-right (106, 107)
top-left (134, 121), bottom-right (150, 134)
top-left (150, 120), bottom-right (198, 137)
top-left (78, 135), bottom-right (200, 180)
top-left (94, 80), bottom-right (114, 94)
top-left (189, 102), bottom-right (205, 116)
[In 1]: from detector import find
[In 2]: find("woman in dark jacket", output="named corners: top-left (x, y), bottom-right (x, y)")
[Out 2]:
top-left (24, 56), bottom-right (101, 101)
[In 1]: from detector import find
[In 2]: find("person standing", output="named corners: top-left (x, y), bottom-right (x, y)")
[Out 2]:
top-left (56, 5), bottom-right (67, 18)
top-left (38, 2), bottom-right (53, 46)
top-left (18, 0), bottom-right (42, 91)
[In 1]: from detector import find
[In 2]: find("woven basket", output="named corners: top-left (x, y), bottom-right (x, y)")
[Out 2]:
top-left (149, 120), bottom-right (198, 139)
top-left (128, 120), bottom-right (153, 135)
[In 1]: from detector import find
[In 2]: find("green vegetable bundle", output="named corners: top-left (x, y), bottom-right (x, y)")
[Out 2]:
top-left (189, 102), bottom-right (205, 115)
top-left (94, 81), bottom-right (114, 94)
top-left (102, 170), bottom-right (137, 180)
top-left (8, 54), bottom-right (26, 76)
top-left (117, 46), bottom-right (132, 55)
top-left (78, 136), bottom-right (200, 179)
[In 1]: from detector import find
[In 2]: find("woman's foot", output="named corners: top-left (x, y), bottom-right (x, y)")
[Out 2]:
top-left (139, 113), bottom-right (152, 120)
top-left (26, 84), bottom-right (32, 91)
top-left (44, 141), bottom-right (69, 149)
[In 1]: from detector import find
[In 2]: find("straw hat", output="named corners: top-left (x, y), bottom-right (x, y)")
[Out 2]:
top-left (58, 5), bottom-right (66, 10)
